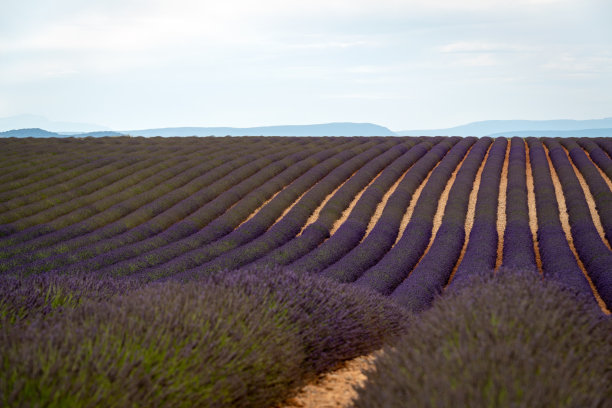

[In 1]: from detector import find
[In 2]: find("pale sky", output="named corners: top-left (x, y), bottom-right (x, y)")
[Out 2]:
top-left (1, 0), bottom-right (611, 131)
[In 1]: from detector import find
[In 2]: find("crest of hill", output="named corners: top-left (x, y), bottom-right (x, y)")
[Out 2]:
top-left (123, 122), bottom-right (396, 137)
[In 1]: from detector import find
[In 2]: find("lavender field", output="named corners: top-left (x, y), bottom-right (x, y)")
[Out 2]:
top-left (1, 135), bottom-right (611, 407)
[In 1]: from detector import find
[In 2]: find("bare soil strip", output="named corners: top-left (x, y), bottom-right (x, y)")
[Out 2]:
top-left (561, 146), bottom-right (611, 251)
top-left (495, 142), bottom-right (510, 270)
top-left (298, 171), bottom-right (358, 236)
top-left (544, 146), bottom-right (611, 315)
top-left (410, 146), bottom-right (473, 268)
top-left (362, 163), bottom-right (414, 240)
top-left (271, 185), bottom-right (318, 227)
top-left (525, 142), bottom-right (543, 273)
top-left (236, 190), bottom-right (284, 229)
top-left (393, 160), bottom-right (443, 247)
top-left (329, 171), bottom-right (384, 236)
top-left (447, 143), bottom-right (492, 285)
top-left (279, 352), bottom-right (380, 408)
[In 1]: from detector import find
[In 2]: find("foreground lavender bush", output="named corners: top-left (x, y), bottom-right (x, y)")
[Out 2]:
top-left (354, 268), bottom-right (612, 408)
top-left (0, 272), bottom-right (140, 324)
top-left (1, 267), bottom-right (409, 407)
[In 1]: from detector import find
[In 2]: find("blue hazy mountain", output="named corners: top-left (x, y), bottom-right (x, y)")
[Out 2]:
top-left (124, 122), bottom-right (396, 137)
top-left (0, 114), bottom-right (111, 133)
top-left (0, 128), bottom-right (123, 138)
top-left (487, 128), bottom-right (612, 138)
top-left (396, 118), bottom-right (612, 137)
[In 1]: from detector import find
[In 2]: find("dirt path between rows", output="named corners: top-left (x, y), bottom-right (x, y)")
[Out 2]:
top-left (298, 172), bottom-right (357, 236)
top-left (410, 145), bottom-right (472, 269)
top-left (525, 142), bottom-right (543, 273)
top-left (447, 142), bottom-right (492, 285)
top-left (279, 352), bottom-right (379, 408)
top-left (562, 145), bottom-right (611, 251)
top-left (393, 159), bottom-right (442, 247)
top-left (329, 171), bottom-right (383, 236)
top-left (495, 142), bottom-right (510, 270)
top-left (544, 145), bottom-right (610, 315)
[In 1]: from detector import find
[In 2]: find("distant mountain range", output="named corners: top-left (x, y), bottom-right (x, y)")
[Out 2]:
top-left (0, 129), bottom-right (123, 138)
top-left (2, 116), bottom-right (612, 138)
top-left (396, 118), bottom-right (612, 137)
top-left (0, 114), bottom-right (111, 133)
top-left (123, 123), bottom-right (396, 137)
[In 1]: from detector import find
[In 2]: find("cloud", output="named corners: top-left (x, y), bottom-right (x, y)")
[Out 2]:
top-left (438, 42), bottom-right (528, 53)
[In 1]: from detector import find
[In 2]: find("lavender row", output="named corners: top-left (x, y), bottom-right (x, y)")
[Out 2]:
top-left (353, 137), bottom-right (476, 295)
top-left (136, 140), bottom-right (372, 280)
top-left (62, 143), bottom-right (339, 276)
top-left (7, 141), bottom-right (312, 273)
top-left (0, 156), bottom-right (125, 207)
top-left (448, 137), bottom-right (508, 286)
top-left (0, 140), bottom-right (160, 200)
top-left (0, 148), bottom-right (237, 252)
top-left (288, 142), bottom-right (430, 273)
top-left (558, 138), bottom-right (612, 244)
top-left (0, 142), bottom-right (134, 196)
top-left (0, 154), bottom-right (104, 195)
top-left (501, 137), bottom-right (536, 270)
top-left (322, 137), bottom-right (459, 283)
top-left (594, 137), bottom-right (612, 158)
top-left (253, 142), bottom-right (410, 268)
top-left (0, 140), bottom-right (261, 244)
top-left (543, 138), bottom-right (612, 308)
top-left (0, 141), bottom-right (244, 233)
top-left (576, 138), bottom-right (612, 180)
top-left (525, 137), bottom-right (594, 299)
top-left (0, 141), bottom-right (294, 263)
top-left (0, 139), bottom-right (231, 220)
top-left (1, 158), bottom-right (158, 223)
top-left (169, 140), bottom-right (398, 280)
top-left (390, 137), bottom-right (492, 311)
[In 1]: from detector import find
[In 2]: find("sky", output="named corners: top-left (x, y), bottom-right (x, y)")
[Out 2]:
top-left (0, 0), bottom-right (611, 131)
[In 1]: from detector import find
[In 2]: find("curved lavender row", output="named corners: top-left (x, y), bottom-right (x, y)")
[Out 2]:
top-left (0, 158), bottom-right (162, 223)
top-left (0, 156), bottom-right (126, 207)
top-left (0, 154), bottom-right (198, 230)
top-left (0, 140), bottom-right (230, 222)
top-left (0, 142), bottom-right (134, 197)
top-left (68, 144), bottom-right (340, 276)
top-left (0, 140), bottom-right (157, 200)
top-left (558, 138), bottom-right (612, 244)
top-left (321, 138), bottom-right (459, 283)
top-left (543, 138), bottom-right (612, 308)
top-left (252, 141), bottom-right (408, 268)
top-left (501, 137), bottom-right (536, 270)
top-left (288, 142), bottom-right (429, 273)
top-left (390, 137), bottom-right (492, 311)
top-left (576, 138), bottom-right (612, 180)
top-left (9, 143), bottom-right (311, 274)
top-left (594, 137), bottom-right (612, 158)
top-left (0, 141), bottom-right (290, 262)
top-left (0, 154), bottom-right (104, 196)
top-left (0, 141), bottom-right (258, 247)
top-left (139, 140), bottom-right (371, 280)
top-left (172, 140), bottom-right (397, 280)
top-left (525, 137), bottom-right (594, 298)
top-left (448, 138), bottom-right (507, 286)
top-left (354, 137), bottom-right (476, 295)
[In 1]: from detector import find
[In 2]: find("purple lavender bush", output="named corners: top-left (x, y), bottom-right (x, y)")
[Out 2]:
top-left (1, 267), bottom-right (410, 407)
top-left (354, 268), bottom-right (612, 408)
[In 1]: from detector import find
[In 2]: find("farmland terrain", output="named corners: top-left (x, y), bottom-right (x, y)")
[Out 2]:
top-left (0, 135), bottom-right (609, 312)
top-left (0, 135), bottom-right (611, 407)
